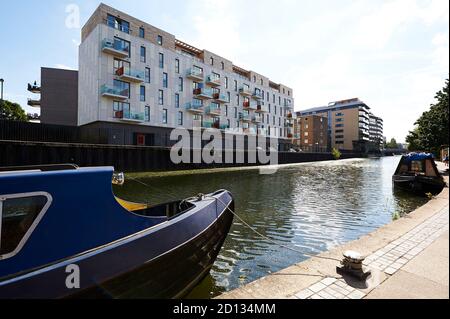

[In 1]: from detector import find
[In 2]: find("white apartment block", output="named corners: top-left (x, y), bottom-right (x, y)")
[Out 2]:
top-left (78, 4), bottom-right (295, 146)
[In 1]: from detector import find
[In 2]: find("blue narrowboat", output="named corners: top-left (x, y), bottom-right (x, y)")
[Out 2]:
top-left (0, 164), bottom-right (234, 298)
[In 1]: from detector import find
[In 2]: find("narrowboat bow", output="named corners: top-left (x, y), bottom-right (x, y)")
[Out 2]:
top-left (392, 153), bottom-right (446, 196)
top-left (0, 165), bottom-right (234, 298)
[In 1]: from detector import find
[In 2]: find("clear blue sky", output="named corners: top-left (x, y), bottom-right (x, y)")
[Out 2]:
top-left (0, 0), bottom-right (448, 142)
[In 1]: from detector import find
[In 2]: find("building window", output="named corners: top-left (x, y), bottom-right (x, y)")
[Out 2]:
top-left (279, 96), bottom-right (281, 105)
top-left (140, 46), bottom-right (146, 63)
top-left (273, 94), bottom-right (276, 103)
top-left (336, 124), bottom-right (344, 128)
top-left (175, 94), bottom-right (180, 108)
top-left (234, 80), bottom-right (238, 91)
top-left (253, 76), bottom-right (256, 83)
top-left (175, 59), bottom-right (180, 73)
top-left (336, 118), bottom-right (343, 122)
top-left (113, 101), bottom-right (130, 118)
top-left (260, 79), bottom-right (263, 85)
top-left (304, 132), bottom-right (309, 137)
top-left (113, 58), bottom-right (130, 73)
top-left (158, 90), bottom-right (164, 105)
top-left (107, 14), bottom-right (129, 33)
top-left (210, 57), bottom-right (214, 65)
top-left (227, 119), bottom-right (230, 128)
top-left (227, 92), bottom-right (230, 103)
top-left (225, 77), bottom-right (228, 89)
top-left (178, 111), bottom-right (183, 126)
top-left (113, 37), bottom-right (130, 57)
top-left (234, 107), bottom-right (238, 119)
top-left (157, 35), bottom-right (163, 45)
top-left (304, 139), bottom-right (309, 144)
top-left (140, 85), bottom-right (146, 102)
top-left (139, 27), bottom-right (145, 38)
top-left (221, 61), bottom-right (224, 70)
top-left (113, 79), bottom-right (130, 98)
top-left (178, 77), bottom-right (183, 92)
top-left (235, 95), bottom-right (239, 106)
top-left (163, 73), bottom-right (168, 88)
top-left (145, 105), bottom-right (150, 122)
top-left (159, 53), bottom-right (164, 68)
top-left (162, 109), bottom-right (168, 124)
top-left (225, 105), bottom-right (228, 117)
top-left (145, 68), bottom-right (151, 83)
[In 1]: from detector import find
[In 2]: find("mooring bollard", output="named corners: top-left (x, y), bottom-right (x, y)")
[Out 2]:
top-left (336, 250), bottom-right (371, 280)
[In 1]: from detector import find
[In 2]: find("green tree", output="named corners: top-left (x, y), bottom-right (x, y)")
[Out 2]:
top-left (406, 79), bottom-right (449, 155)
top-left (386, 138), bottom-right (398, 149)
top-left (0, 99), bottom-right (28, 121)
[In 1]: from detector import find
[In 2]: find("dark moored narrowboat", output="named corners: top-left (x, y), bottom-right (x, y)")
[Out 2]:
top-left (0, 164), bottom-right (234, 299)
top-left (392, 153), bottom-right (446, 196)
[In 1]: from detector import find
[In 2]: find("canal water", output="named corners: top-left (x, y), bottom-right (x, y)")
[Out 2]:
top-left (113, 157), bottom-right (428, 298)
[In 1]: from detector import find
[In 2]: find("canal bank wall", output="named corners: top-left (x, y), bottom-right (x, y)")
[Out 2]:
top-left (0, 140), bottom-right (363, 172)
top-left (217, 172), bottom-right (449, 299)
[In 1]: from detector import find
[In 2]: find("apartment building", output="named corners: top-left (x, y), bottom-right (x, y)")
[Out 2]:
top-left (369, 113), bottom-right (384, 150)
top-left (297, 98), bottom-right (383, 152)
top-left (78, 3), bottom-right (294, 147)
top-left (293, 115), bottom-right (329, 152)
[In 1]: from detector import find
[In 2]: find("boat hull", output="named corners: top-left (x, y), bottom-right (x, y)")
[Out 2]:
top-left (393, 175), bottom-right (445, 196)
top-left (0, 192), bottom-right (234, 299)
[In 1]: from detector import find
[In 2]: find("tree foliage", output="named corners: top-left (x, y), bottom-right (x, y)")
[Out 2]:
top-left (386, 138), bottom-right (398, 149)
top-left (331, 147), bottom-right (341, 160)
top-left (0, 99), bottom-right (28, 121)
top-left (406, 79), bottom-right (449, 156)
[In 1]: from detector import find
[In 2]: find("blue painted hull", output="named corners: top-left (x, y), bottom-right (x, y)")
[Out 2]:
top-left (0, 166), bottom-right (234, 299)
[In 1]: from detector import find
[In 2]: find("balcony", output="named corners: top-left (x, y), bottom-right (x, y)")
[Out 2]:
top-left (239, 113), bottom-right (251, 122)
top-left (243, 101), bottom-right (257, 110)
top-left (101, 84), bottom-right (129, 100)
top-left (206, 75), bottom-right (221, 87)
top-left (27, 99), bottom-right (40, 107)
top-left (239, 87), bottom-right (252, 96)
top-left (114, 110), bottom-right (145, 122)
top-left (243, 127), bottom-right (257, 135)
top-left (252, 116), bottom-right (262, 123)
top-left (255, 104), bottom-right (268, 113)
top-left (257, 128), bottom-right (268, 136)
top-left (252, 91), bottom-right (263, 100)
top-left (27, 83), bottom-right (40, 93)
top-left (203, 121), bottom-right (226, 130)
top-left (284, 122), bottom-right (294, 128)
top-left (284, 101), bottom-right (293, 109)
top-left (185, 102), bottom-right (204, 114)
top-left (115, 67), bottom-right (144, 83)
top-left (287, 133), bottom-right (294, 138)
top-left (186, 69), bottom-right (204, 81)
top-left (193, 87), bottom-right (213, 99)
top-left (102, 39), bottom-right (130, 58)
top-left (287, 112), bottom-right (293, 118)
top-left (205, 104), bottom-right (221, 116)
top-left (213, 93), bottom-right (228, 104)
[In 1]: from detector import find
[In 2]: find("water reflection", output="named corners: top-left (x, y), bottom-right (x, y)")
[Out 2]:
top-left (114, 157), bottom-right (428, 298)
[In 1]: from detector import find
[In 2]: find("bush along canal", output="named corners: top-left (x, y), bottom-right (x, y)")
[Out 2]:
top-left (114, 157), bottom-right (429, 298)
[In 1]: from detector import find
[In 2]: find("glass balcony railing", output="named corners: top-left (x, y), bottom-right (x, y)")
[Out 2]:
top-left (239, 113), bottom-right (251, 121)
top-left (123, 110), bottom-right (144, 121)
top-left (102, 39), bottom-right (130, 56)
top-left (193, 87), bottom-right (213, 99)
top-left (115, 67), bottom-right (145, 81)
top-left (187, 69), bottom-right (204, 80)
top-left (213, 93), bottom-right (228, 103)
top-left (185, 102), bottom-right (204, 112)
top-left (205, 104), bottom-right (221, 115)
top-left (252, 116), bottom-right (262, 123)
top-left (239, 87), bottom-right (252, 95)
top-left (256, 105), bottom-right (268, 113)
top-left (206, 75), bottom-right (221, 86)
top-left (252, 91), bottom-right (263, 99)
top-left (100, 84), bottom-right (129, 98)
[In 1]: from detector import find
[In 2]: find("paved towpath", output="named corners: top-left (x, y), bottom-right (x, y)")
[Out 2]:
top-left (218, 163), bottom-right (449, 299)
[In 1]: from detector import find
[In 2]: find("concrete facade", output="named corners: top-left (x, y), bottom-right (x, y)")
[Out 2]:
top-left (297, 98), bottom-right (382, 152)
top-left (78, 3), bottom-right (295, 143)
